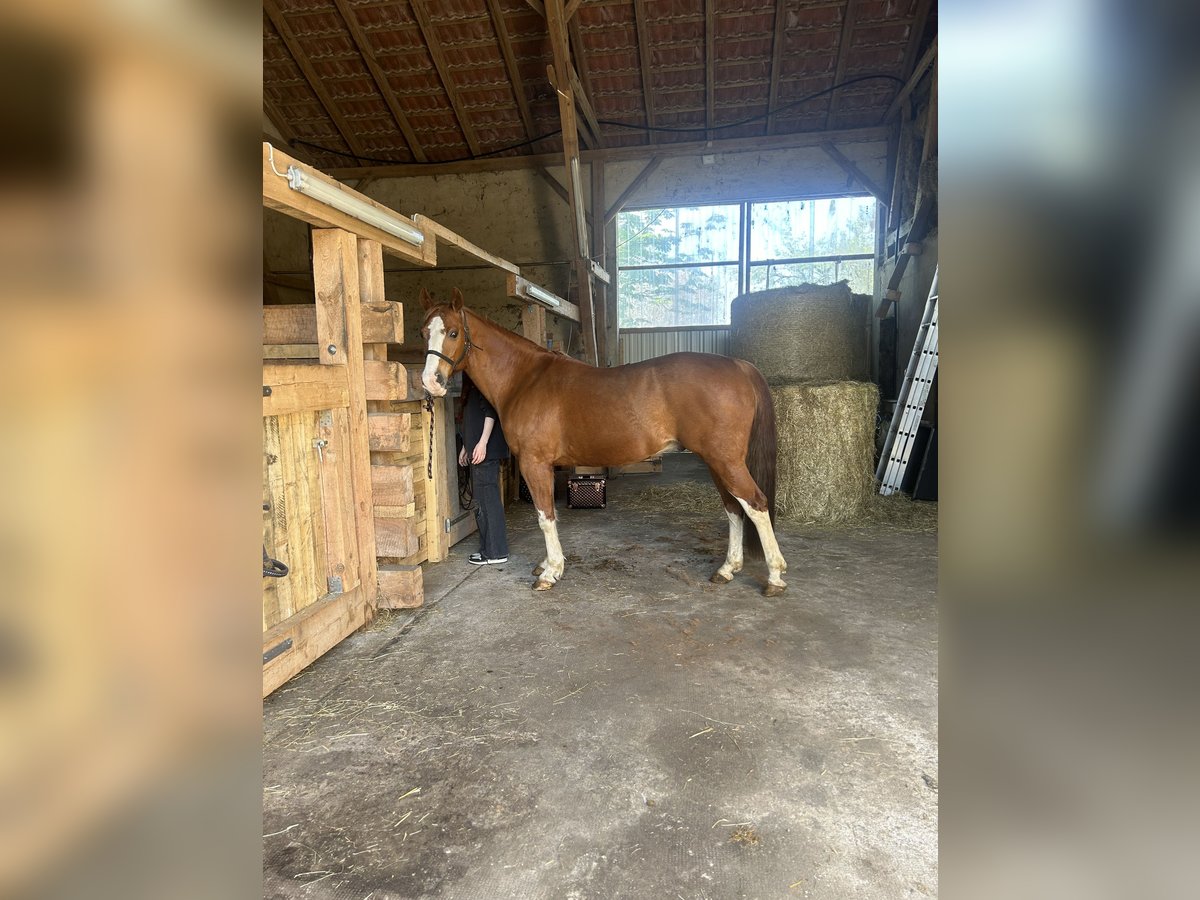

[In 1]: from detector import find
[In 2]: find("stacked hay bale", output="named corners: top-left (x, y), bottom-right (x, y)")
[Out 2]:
top-left (730, 282), bottom-right (878, 524)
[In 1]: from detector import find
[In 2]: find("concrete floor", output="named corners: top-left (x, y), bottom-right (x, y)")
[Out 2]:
top-left (263, 456), bottom-right (938, 899)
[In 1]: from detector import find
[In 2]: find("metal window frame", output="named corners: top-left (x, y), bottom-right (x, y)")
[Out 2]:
top-left (616, 193), bottom-right (877, 328)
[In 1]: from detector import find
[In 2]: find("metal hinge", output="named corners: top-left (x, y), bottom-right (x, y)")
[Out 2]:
top-left (327, 575), bottom-right (344, 595)
top-left (263, 638), bottom-right (292, 665)
top-left (444, 517), bottom-right (451, 533)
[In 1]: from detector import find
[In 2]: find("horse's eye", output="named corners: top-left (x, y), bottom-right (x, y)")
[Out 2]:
top-left (449, 330), bottom-right (458, 338)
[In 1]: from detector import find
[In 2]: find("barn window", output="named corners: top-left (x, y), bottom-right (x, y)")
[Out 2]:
top-left (617, 196), bottom-right (876, 328)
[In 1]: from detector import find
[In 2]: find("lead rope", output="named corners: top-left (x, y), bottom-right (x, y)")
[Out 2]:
top-left (424, 390), bottom-right (435, 480)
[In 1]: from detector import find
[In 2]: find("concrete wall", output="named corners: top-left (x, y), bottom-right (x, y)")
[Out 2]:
top-left (263, 140), bottom-right (889, 360)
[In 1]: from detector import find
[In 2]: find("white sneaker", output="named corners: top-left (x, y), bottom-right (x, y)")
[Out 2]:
top-left (468, 553), bottom-right (508, 565)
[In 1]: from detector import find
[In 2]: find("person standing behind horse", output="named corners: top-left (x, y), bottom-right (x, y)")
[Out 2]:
top-left (459, 373), bottom-right (510, 565)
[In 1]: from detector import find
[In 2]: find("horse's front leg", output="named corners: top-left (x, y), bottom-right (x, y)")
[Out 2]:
top-left (521, 462), bottom-right (564, 590)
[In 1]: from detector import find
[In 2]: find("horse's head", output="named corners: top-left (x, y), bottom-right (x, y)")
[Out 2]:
top-left (419, 287), bottom-right (471, 398)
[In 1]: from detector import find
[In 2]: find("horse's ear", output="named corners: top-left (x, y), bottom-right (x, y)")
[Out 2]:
top-left (451, 288), bottom-right (464, 311)
top-left (419, 288), bottom-right (434, 311)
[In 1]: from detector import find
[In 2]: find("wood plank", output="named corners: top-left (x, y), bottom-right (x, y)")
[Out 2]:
top-left (506, 273), bottom-right (581, 322)
top-left (325, 127), bottom-right (890, 178)
top-left (375, 516), bottom-right (420, 558)
top-left (364, 358), bottom-right (415, 401)
top-left (521, 302), bottom-right (547, 345)
top-left (884, 36), bottom-right (937, 122)
top-left (374, 503), bottom-right (416, 519)
top-left (263, 380), bottom-right (349, 416)
top-left (263, 416), bottom-right (288, 629)
top-left (313, 229), bottom-right (379, 620)
top-left (317, 408), bottom-right (358, 594)
top-left (263, 587), bottom-right (371, 696)
top-left (409, 0), bottom-right (483, 156)
top-left (824, 0), bottom-right (858, 129)
top-left (368, 412), bottom-right (411, 451)
top-left (568, 19), bottom-right (602, 148)
top-left (765, 0), bottom-right (787, 134)
top-left (591, 158), bottom-right (608, 365)
top-left (704, 0), bottom-right (715, 142)
top-left (263, 344), bottom-right (318, 360)
top-left (330, 0), bottom-right (426, 162)
top-left (263, 301), bottom-right (404, 345)
top-left (371, 464), bottom-right (414, 506)
top-left (820, 142), bottom-right (887, 204)
top-left (263, 143), bottom-right (436, 267)
top-left (604, 157), bottom-right (661, 224)
top-left (263, 0), bottom-right (369, 161)
top-left (377, 564), bottom-right (424, 609)
top-left (486, 0), bottom-right (537, 143)
top-left (632, 0), bottom-right (655, 138)
top-left (410, 215), bottom-right (519, 274)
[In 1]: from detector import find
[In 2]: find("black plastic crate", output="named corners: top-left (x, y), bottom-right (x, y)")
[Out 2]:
top-left (567, 475), bottom-right (606, 509)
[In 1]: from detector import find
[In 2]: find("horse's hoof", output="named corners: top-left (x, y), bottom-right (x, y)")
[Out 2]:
top-left (763, 582), bottom-right (787, 597)
top-left (710, 571), bottom-right (732, 584)
top-left (532, 565), bottom-right (544, 576)
top-left (533, 578), bottom-right (555, 591)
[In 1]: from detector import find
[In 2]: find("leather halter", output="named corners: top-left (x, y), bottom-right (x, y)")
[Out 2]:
top-left (424, 309), bottom-right (474, 373)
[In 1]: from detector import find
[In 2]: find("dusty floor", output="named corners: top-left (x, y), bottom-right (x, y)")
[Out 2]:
top-left (263, 455), bottom-right (938, 899)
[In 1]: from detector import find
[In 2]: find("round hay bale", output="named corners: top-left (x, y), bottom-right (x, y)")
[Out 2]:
top-left (772, 381), bottom-right (879, 524)
top-left (730, 283), bottom-right (869, 382)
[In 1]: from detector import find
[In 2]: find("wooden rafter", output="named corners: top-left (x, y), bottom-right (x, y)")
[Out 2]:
top-left (331, 0), bottom-right (426, 162)
top-left (263, 94), bottom-right (296, 144)
top-left (631, 0), bottom-right (656, 142)
top-left (898, 0), bottom-right (935, 86)
top-left (263, 0), bottom-right (369, 160)
top-left (537, 167), bottom-right (594, 227)
top-left (524, 0), bottom-right (546, 14)
top-left (486, 0), bottom-right (537, 142)
top-left (766, 0), bottom-right (787, 135)
top-left (704, 0), bottom-right (715, 142)
top-left (545, 0), bottom-right (598, 365)
top-left (568, 18), bottom-right (602, 148)
top-left (824, 0), bottom-right (858, 129)
top-left (883, 35), bottom-right (937, 122)
top-left (409, 0), bottom-right (483, 157)
top-left (565, 0), bottom-right (582, 20)
top-left (604, 156), bottom-right (661, 224)
top-left (820, 142), bottom-right (886, 204)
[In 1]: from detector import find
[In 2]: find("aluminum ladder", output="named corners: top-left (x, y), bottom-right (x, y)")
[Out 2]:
top-left (876, 266), bottom-right (938, 495)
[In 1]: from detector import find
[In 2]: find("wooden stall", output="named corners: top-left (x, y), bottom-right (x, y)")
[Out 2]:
top-left (262, 143), bottom-right (570, 695)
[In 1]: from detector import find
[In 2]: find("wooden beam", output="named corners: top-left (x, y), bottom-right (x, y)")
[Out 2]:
top-left (312, 229), bottom-right (378, 614)
top-left (507, 273), bottom-right (581, 323)
top-left (546, 0), bottom-right (597, 364)
top-left (704, 0), bottom-right (715, 142)
top-left (897, 0), bottom-right (935, 95)
top-left (824, 0), bottom-right (858, 129)
top-left (409, 0), bottom-right (483, 156)
top-left (263, 0), bottom-right (369, 161)
top-left (263, 143), bottom-right (437, 267)
top-left (524, 0), bottom-right (546, 14)
top-left (486, 0), bottom-right (537, 143)
top-left (325, 125), bottom-right (889, 178)
top-left (765, 0), bottom-right (787, 135)
top-left (537, 166), bottom-right (569, 205)
top-left (632, 0), bottom-right (656, 140)
top-left (590, 159), bottom-right (608, 364)
top-left (263, 95), bottom-right (297, 145)
top-left (330, 0), bottom-right (426, 162)
top-left (604, 156), bottom-right (661, 223)
top-left (564, 0), bottom-right (582, 20)
top-left (262, 586), bottom-right (371, 696)
top-left (568, 18), bottom-right (602, 148)
top-left (884, 36), bottom-right (937, 122)
top-left (820, 142), bottom-right (887, 204)
top-left (410, 215), bottom-right (519, 273)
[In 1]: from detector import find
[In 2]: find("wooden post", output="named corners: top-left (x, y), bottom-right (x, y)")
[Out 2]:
top-left (312, 229), bottom-right (378, 614)
top-left (590, 160), bottom-right (609, 365)
top-left (521, 302), bottom-right (547, 346)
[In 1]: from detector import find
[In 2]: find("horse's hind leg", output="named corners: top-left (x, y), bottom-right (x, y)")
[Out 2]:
top-left (521, 462), bottom-right (565, 591)
top-left (710, 460), bottom-right (787, 596)
top-left (707, 479), bottom-right (745, 585)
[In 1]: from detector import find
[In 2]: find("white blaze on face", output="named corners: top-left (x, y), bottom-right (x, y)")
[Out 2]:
top-left (421, 315), bottom-right (447, 396)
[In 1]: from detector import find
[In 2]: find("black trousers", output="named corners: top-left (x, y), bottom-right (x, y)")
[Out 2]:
top-left (471, 459), bottom-right (509, 559)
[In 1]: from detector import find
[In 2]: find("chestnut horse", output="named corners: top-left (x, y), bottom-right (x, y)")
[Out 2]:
top-left (419, 289), bottom-right (787, 596)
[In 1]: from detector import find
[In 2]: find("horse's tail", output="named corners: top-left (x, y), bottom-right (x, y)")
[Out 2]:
top-left (743, 364), bottom-right (777, 559)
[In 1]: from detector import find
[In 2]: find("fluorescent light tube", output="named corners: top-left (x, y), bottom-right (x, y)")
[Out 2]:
top-left (286, 166), bottom-right (425, 247)
top-left (526, 283), bottom-right (561, 307)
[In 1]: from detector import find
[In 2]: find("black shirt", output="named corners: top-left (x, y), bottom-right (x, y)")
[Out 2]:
top-left (462, 379), bottom-right (510, 461)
